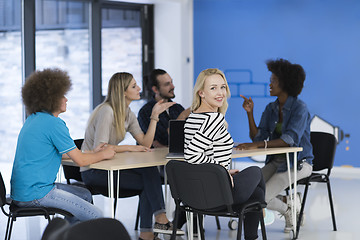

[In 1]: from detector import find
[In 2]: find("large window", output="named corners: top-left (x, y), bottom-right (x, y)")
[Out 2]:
top-left (0, 0), bottom-right (154, 162)
top-left (35, 0), bottom-right (91, 139)
top-left (100, 3), bottom-right (152, 144)
top-left (0, 0), bottom-right (22, 163)
top-left (101, 7), bottom-right (142, 96)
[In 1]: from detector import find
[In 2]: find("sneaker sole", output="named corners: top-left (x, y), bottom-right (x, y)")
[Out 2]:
top-left (153, 229), bottom-right (185, 235)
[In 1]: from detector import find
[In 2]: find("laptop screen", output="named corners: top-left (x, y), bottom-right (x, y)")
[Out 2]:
top-left (168, 119), bottom-right (185, 153)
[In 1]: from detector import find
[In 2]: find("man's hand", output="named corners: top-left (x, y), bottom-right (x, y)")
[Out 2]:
top-left (151, 99), bottom-right (176, 117)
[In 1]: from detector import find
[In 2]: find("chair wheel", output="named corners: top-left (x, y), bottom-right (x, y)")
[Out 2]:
top-left (228, 219), bottom-right (238, 230)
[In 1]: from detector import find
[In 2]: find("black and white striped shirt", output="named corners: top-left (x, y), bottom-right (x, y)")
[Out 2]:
top-left (184, 112), bottom-right (234, 169)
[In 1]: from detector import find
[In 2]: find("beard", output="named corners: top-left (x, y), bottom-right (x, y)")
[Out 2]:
top-left (160, 90), bottom-right (175, 100)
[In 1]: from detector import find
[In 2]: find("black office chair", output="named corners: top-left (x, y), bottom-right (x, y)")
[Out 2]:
top-left (62, 139), bottom-right (142, 229)
top-left (166, 160), bottom-right (267, 240)
top-left (0, 172), bottom-right (73, 240)
top-left (41, 217), bottom-right (131, 240)
top-left (294, 131), bottom-right (337, 238)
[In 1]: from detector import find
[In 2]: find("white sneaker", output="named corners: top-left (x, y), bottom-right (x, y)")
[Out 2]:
top-left (283, 207), bottom-right (293, 233)
top-left (286, 192), bottom-right (302, 213)
top-left (285, 192), bottom-right (305, 228)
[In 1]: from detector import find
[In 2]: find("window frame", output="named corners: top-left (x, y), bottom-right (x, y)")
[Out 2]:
top-left (21, 0), bottom-right (154, 110)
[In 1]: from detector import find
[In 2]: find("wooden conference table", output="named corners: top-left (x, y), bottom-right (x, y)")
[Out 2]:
top-left (62, 146), bottom-right (302, 237)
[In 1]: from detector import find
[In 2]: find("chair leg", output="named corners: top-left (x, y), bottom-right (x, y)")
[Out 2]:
top-left (326, 177), bottom-right (337, 231)
top-left (113, 198), bottom-right (118, 217)
top-left (198, 214), bottom-right (205, 240)
top-left (134, 200), bottom-right (140, 230)
top-left (215, 216), bottom-right (221, 230)
top-left (259, 209), bottom-right (267, 240)
top-left (236, 214), bottom-right (243, 240)
top-left (171, 205), bottom-right (180, 240)
top-left (296, 182), bottom-right (310, 239)
top-left (5, 216), bottom-right (11, 240)
top-left (6, 217), bottom-right (15, 240)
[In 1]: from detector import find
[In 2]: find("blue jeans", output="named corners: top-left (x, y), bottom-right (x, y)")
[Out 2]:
top-left (13, 183), bottom-right (103, 224)
top-left (81, 167), bottom-right (166, 232)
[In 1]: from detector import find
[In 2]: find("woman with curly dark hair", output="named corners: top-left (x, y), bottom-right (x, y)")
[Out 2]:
top-left (236, 59), bottom-right (313, 233)
top-left (10, 68), bottom-right (115, 223)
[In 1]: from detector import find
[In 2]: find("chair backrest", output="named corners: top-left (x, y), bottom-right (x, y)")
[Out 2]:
top-left (0, 172), bottom-right (6, 208)
top-left (63, 139), bottom-right (84, 183)
top-left (74, 139), bottom-right (84, 149)
top-left (67, 218), bottom-right (131, 240)
top-left (41, 218), bottom-right (70, 240)
top-left (310, 132), bottom-right (337, 174)
top-left (42, 217), bottom-right (131, 240)
top-left (166, 160), bottom-right (234, 211)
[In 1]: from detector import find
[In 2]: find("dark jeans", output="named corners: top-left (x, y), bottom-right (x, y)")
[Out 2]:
top-left (81, 167), bottom-right (165, 232)
top-left (232, 166), bottom-right (266, 240)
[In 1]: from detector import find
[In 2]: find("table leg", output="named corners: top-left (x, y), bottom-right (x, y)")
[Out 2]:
top-left (116, 170), bottom-right (120, 218)
top-left (108, 170), bottom-right (115, 218)
top-left (285, 152), bottom-right (298, 239)
top-left (164, 165), bottom-right (168, 207)
top-left (293, 152), bottom-right (298, 238)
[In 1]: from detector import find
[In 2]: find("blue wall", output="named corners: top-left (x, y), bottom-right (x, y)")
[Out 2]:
top-left (194, 0), bottom-right (360, 167)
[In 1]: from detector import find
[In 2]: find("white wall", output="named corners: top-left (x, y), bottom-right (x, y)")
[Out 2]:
top-left (115, 0), bottom-right (194, 108)
top-left (153, 0), bottom-right (193, 108)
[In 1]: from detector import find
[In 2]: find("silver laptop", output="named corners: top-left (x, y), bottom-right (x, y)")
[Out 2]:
top-left (166, 120), bottom-right (185, 159)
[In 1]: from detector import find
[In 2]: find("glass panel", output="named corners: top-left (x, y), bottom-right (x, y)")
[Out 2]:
top-left (101, 8), bottom-right (142, 96)
top-left (101, 7), bottom-right (144, 145)
top-left (0, 0), bottom-right (22, 163)
top-left (35, 0), bottom-right (90, 139)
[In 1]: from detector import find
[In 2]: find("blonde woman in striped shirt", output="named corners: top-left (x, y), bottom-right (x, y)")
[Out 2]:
top-left (184, 68), bottom-right (265, 240)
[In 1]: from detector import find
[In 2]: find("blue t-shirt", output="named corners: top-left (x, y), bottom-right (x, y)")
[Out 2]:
top-left (10, 112), bottom-right (76, 202)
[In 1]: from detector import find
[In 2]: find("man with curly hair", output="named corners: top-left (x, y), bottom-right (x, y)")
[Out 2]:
top-left (10, 68), bottom-right (116, 223)
top-left (236, 59), bottom-right (313, 233)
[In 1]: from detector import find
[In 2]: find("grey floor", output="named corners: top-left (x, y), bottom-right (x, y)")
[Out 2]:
top-left (1, 161), bottom-right (360, 240)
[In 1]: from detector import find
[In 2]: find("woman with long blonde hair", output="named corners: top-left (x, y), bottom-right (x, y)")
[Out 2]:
top-left (184, 68), bottom-right (265, 240)
top-left (81, 72), bottom-right (184, 240)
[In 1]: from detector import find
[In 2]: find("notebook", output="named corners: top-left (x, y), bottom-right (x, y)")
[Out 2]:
top-left (166, 119), bottom-right (185, 159)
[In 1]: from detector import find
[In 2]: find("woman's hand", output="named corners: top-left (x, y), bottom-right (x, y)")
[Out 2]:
top-left (235, 142), bottom-right (259, 150)
top-left (228, 169), bottom-right (239, 187)
top-left (93, 142), bottom-right (108, 153)
top-left (229, 169), bottom-right (240, 176)
top-left (228, 172), bottom-right (234, 187)
top-left (127, 145), bottom-right (151, 152)
top-left (151, 99), bottom-right (176, 118)
top-left (100, 145), bottom-right (116, 159)
top-left (240, 95), bottom-right (254, 113)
